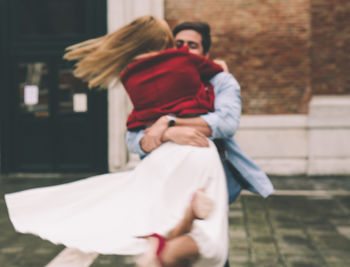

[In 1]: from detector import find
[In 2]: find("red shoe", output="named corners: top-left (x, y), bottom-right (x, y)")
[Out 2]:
top-left (135, 233), bottom-right (166, 267)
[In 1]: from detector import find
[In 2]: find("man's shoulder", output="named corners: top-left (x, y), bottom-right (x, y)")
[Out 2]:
top-left (209, 72), bottom-right (240, 90)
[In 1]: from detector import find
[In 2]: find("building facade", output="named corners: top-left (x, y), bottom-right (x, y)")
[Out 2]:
top-left (1, 0), bottom-right (349, 175)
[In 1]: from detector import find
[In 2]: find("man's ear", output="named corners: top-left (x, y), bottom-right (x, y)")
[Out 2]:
top-left (204, 51), bottom-right (210, 58)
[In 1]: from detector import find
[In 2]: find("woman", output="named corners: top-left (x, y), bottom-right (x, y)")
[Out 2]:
top-left (5, 16), bottom-right (228, 267)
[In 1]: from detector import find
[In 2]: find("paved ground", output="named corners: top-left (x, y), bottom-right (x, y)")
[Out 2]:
top-left (1, 175), bottom-right (350, 267)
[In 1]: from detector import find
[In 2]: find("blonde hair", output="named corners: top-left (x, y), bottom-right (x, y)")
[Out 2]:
top-left (64, 15), bottom-right (174, 89)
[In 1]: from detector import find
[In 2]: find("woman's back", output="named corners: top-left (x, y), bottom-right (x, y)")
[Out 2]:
top-left (121, 47), bottom-right (222, 130)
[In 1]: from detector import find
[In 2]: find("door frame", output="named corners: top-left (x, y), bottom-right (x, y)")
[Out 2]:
top-left (0, 0), bottom-right (11, 173)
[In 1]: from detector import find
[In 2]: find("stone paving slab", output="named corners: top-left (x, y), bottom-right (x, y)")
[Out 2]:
top-left (1, 175), bottom-right (350, 266)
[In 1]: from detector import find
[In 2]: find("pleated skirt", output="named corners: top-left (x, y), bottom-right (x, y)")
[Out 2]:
top-left (5, 141), bottom-right (228, 267)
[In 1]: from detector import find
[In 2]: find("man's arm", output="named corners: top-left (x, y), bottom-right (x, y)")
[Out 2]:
top-left (200, 72), bottom-right (241, 139)
top-left (163, 72), bottom-right (241, 139)
top-left (140, 117), bottom-right (210, 153)
top-left (126, 130), bottom-right (147, 157)
top-left (126, 122), bottom-right (209, 155)
top-left (164, 117), bottom-right (212, 136)
top-left (161, 72), bottom-right (241, 147)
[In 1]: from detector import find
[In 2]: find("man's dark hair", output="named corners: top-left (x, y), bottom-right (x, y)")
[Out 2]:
top-left (172, 21), bottom-right (211, 55)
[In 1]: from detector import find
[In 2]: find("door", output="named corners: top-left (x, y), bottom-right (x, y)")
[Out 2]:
top-left (1, 0), bottom-right (107, 173)
top-left (12, 57), bottom-right (107, 172)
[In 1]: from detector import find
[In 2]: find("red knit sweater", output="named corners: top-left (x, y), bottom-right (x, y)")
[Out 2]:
top-left (121, 47), bottom-right (223, 130)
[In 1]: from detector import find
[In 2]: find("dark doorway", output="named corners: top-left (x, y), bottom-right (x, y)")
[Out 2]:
top-left (1, 0), bottom-right (108, 173)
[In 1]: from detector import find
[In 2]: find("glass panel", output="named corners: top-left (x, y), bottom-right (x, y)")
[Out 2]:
top-left (18, 0), bottom-right (86, 35)
top-left (58, 62), bottom-right (89, 113)
top-left (19, 62), bottom-right (50, 115)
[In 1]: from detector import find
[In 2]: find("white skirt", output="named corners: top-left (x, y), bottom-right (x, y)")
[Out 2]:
top-left (5, 141), bottom-right (228, 267)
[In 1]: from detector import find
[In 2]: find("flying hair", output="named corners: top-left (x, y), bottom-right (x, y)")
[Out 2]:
top-left (64, 15), bottom-right (174, 89)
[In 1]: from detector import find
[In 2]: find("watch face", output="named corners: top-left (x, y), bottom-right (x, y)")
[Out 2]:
top-left (168, 120), bottom-right (175, 127)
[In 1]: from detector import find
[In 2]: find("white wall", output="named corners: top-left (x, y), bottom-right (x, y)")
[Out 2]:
top-left (235, 115), bottom-right (308, 175)
top-left (307, 95), bottom-right (350, 175)
top-left (236, 96), bottom-right (350, 175)
top-left (107, 0), bottom-right (164, 172)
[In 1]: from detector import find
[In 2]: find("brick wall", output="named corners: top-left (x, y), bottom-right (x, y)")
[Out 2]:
top-left (311, 0), bottom-right (350, 95)
top-left (165, 0), bottom-right (349, 114)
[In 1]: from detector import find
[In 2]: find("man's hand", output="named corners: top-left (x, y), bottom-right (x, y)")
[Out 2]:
top-left (140, 116), bottom-right (211, 153)
top-left (140, 116), bottom-right (169, 153)
top-left (162, 126), bottom-right (209, 147)
top-left (213, 59), bottom-right (229, 72)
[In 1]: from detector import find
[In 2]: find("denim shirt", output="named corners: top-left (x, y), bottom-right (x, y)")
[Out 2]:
top-left (126, 72), bottom-right (274, 203)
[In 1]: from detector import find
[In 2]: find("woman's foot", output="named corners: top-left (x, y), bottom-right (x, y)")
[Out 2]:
top-left (190, 189), bottom-right (214, 220)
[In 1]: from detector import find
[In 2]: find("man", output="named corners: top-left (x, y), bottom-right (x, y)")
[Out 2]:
top-left (126, 21), bottom-right (274, 266)
top-left (127, 21), bottom-right (273, 201)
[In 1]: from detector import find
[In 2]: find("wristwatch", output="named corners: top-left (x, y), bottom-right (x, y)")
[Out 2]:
top-left (166, 115), bottom-right (176, 127)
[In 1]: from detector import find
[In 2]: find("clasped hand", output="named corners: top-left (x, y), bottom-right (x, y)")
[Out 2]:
top-left (141, 116), bottom-right (209, 153)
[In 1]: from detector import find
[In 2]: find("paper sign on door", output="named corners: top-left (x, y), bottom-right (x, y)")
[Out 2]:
top-left (24, 85), bottom-right (39, 105)
top-left (73, 93), bottom-right (87, 112)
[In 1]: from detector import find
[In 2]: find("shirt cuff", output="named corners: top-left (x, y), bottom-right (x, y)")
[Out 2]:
top-left (200, 113), bottom-right (219, 138)
top-left (136, 132), bottom-right (148, 158)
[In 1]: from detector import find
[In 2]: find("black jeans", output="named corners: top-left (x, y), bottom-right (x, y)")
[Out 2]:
top-left (224, 259), bottom-right (230, 267)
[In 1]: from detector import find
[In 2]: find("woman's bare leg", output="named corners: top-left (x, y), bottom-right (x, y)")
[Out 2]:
top-left (166, 205), bottom-right (195, 240)
top-left (161, 235), bottom-right (199, 267)
top-left (137, 191), bottom-right (213, 266)
top-left (137, 234), bottom-right (197, 267)
top-left (167, 189), bottom-right (214, 240)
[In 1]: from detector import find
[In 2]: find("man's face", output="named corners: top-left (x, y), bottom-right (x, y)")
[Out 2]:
top-left (174, 30), bottom-right (207, 57)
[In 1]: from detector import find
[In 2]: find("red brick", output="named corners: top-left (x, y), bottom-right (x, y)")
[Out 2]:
top-left (165, 0), bottom-right (349, 114)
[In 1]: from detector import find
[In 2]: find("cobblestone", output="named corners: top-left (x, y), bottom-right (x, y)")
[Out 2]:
top-left (1, 175), bottom-right (350, 266)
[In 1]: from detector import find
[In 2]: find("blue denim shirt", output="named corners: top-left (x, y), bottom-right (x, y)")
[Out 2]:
top-left (126, 72), bottom-right (274, 203)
